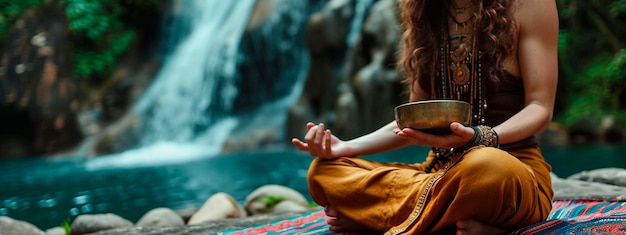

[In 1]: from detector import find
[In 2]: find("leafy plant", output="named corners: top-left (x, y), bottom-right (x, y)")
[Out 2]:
top-left (0, 0), bottom-right (161, 78)
top-left (62, 0), bottom-right (153, 78)
top-left (61, 216), bottom-right (72, 235)
top-left (555, 0), bottom-right (626, 126)
top-left (263, 195), bottom-right (285, 208)
top-left (0, 0), bottom-right (43, 36)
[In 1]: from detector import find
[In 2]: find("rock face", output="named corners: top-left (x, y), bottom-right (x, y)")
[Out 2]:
top-left (287, 0), bottom-right (356, 141)
top-left (336, 0), bottom-right (402, 138)
top-left (288, 0), bottom-right (403, 140)
top-left (0, 2), bottom-right (164, 158)
top-left (0, 6), bottom-right (81, 158)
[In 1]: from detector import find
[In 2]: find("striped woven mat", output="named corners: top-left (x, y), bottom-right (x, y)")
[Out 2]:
top-left (220, 200), bottom-right (626, 235)
top-left (512, 200), bottom-right (626, 235)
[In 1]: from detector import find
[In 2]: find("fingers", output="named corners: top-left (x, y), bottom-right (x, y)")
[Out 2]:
top-left (395, 123), bottom-right (476, 148)
top-left (450, 122), bottom-right (474, 139)
top-left (291, 138), bottom-right (308, 151)
top-left (324, 129), bottom-right (332, 157)
top-left (394, 127), bottom-right (445, 147)
top-left (394, 128), bottom-right (423, 145)
top-left (314, 123), bottom-right (325, 146)
top-left (312, 123), bottom-right (327, 157)
top-left (303, 125), bottom-right (318, 144)
top-left (299, 123), bottom-right (331, 157)
top-left (304, 125), bottom-right (320, 156)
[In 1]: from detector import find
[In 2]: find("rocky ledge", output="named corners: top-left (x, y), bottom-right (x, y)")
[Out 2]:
top-left (2, 169), bottom-right (626, 235)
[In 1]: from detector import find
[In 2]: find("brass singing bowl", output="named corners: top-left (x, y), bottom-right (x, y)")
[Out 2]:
top-left (394, 100), bottom-right (471, 135)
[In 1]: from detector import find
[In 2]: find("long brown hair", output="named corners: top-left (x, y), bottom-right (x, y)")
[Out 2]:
top-left (397, 0), bottom-right (517, 97)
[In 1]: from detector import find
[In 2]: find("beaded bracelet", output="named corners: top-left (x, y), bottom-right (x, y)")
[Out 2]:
top-left (471, 125), bottom-right (499, 148)
top-left (425, 125), bottom-right (499, 173)
top-left (455, 125), bottom-right (499, 151)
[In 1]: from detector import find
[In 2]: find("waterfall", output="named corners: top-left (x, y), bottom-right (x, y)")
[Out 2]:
top-left (87, 0), bottom-right (317, 169)
top-left (135, 0), bottom-right (255, 145)
top-left (347, 0), bottom-right (375, 48)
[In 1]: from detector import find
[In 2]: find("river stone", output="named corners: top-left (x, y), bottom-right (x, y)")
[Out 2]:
top-left (0, 216), bottom-right (45, 235)
top-left (187, 193), bottom-right (246, 225)
top-left (567, 168), bottom-right (626, 187)
top-left (71, 213), bottom-right (133, 235)
top-left (552, 172), bottom-right (626, 201)
top-left (45, 226), bottom-right (65, 235)
top-left (87, 210), bottom-right (318, 235)
top-left (244, 184), bottom-right (308, 215)
top-left (136, 207), bottom-right (185, 227)
top-left (273, 200), bottom-right (309, 213)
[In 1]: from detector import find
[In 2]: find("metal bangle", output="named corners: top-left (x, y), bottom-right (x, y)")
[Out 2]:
top-left (475, 125), bottom-right (499, 148)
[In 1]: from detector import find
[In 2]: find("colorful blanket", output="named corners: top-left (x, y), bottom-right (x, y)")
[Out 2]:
top-left (220, 200), bottom-right (626, 235)
top-left (512, 200), bottom-right (626, 235)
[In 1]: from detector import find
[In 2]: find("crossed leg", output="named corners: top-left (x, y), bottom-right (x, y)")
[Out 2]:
top-left (324, 207), bottom-right (378, 234)
top-left (325, 206), bottom-right (506, 235)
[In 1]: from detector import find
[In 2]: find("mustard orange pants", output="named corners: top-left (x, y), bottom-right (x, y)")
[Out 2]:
top-left (307, 147), bottom-right (553, 234)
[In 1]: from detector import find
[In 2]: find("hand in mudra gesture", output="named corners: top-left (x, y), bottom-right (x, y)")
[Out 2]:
top-left (291, 122), bottom-right (351, 160)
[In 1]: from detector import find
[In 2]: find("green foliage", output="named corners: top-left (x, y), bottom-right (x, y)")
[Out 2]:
top-left (71, 30), bottom-right (136, 78)
top-left (0, 0), bottom-right (160, 78)
top-left (263, 195), bottom-right (285, 208)
top-left (610, 0), bottom-right (626, 16)
top-left (0, 0), bottom-right (43, 36)
top-left (61, 217), bottom-right (72, 235)
top-left (556, 0), bottom-right (626, 126)
top-left (62, 0), bottom-right (152, 78)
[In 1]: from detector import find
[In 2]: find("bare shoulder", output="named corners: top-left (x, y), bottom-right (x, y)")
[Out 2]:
top-left (515, 0), bottom-right (558, 33)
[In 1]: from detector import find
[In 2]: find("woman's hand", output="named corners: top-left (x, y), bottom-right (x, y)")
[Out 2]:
top-left (393, 122), bottom-right (475, 149)
top-left (291, 122), bottom-right (351, 160)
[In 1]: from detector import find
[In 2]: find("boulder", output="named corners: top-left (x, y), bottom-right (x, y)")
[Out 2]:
top-left (551, 172), bottom-right (626, 201)
top-left (187, 193), bottom-right (246, 225)
top-left (244, 184), bottom-right (308, 215)
top-left (136, 207), bottom-right (185, 227)
top-left (599, 116), bottom-right (625, 145)
top-left (568, 118), bottom-right (599, 145)
top-left (568, 168), bottom-right (626, 187)
top-left (536, 122), bottom-right (569, 147)
top-left (70, 213), bottom-right (133, 235)
top-left (0, 216), bottom-right (45, 235)
top-left (44, 226), bottom-right (66, 235)
top-left (272, 200), bottom-right (309, 213)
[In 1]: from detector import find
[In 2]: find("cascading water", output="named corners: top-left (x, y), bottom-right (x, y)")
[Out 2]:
top-left (347, 0), bottom-right (375, 48)
top-left (87, 0), bottom-right (319, 169)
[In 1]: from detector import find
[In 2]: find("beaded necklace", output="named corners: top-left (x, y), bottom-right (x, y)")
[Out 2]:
top-left (426, 3), bottom-right (492, 173)
top-left (438, 6), bottom-right (487, 126)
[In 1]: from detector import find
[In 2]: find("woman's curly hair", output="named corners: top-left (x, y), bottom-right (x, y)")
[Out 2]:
top-left (397, 0), bottom-right (517, 97)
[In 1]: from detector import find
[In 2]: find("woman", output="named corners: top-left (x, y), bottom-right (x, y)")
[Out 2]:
top-left (292, 0), bottom-right (558, 234)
